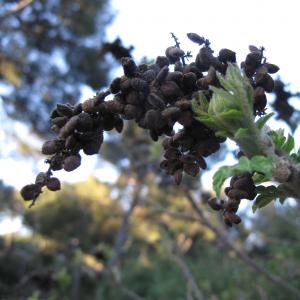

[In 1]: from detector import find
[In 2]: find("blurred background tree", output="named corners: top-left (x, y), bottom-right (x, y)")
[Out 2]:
top-left (0, 1), bottom-right (299, 300)
top-left (0, 0), bottom-right (114, 136)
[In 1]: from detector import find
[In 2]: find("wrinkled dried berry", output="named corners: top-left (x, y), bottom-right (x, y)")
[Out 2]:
top-left (63, 155), bottom-right (81, 172)
top-left (46, 177), bottom-right (61, 191)
top-left (21, 184), bottom-right (42, 201)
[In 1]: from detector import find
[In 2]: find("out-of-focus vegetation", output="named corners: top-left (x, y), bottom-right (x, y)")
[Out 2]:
top-left (0, 174), bottom-right (300, 299)
top-left (0, 1), bottom-right (299, 300)
top-left (0, 0), bottom-right (112, 136)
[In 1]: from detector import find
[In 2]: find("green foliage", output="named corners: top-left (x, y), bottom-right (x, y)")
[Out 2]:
top-left (270, 130), bottom-right (295, 154)
top-left (252, 185), bottom-right (286, 212)
top-left (192, 64), bottom-right (255, 139)
top-left (269, 130), bottom-right (300, 164)
top-left (23, 177), bottom-right (123, 250)
top-left (255, 113), bottom-right (275, 129)
top-left (213, 156), bottom-right (273, 196)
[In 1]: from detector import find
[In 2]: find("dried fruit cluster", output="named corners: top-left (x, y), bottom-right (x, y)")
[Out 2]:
top-left (240, 46), bottom-right (279, 115)
top-left (20, 33), bottom-right (279, 226)
top-left (208, 173), bottom-right (256, 226)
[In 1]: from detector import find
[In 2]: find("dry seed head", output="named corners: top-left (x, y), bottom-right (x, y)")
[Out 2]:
top-left (183, 163), bottom-right (199, 177)
top-left (187, 33), bottom-right (206, 45)
top-left (51, 116), bottom-right (68, 128)
top-left (59, 115), bottom-right (79, 139)
top-left (218, 48), bottom-right (236, 63)
top-left (155, 66), bottom-right (169, 84)
top-left (21, 184), bottom-right (42, 201)
top-left (263, 63), bottom-right (279, 74)
top-left (155, 56), bottom-right (169, 68)
top-left (35, 172), bottom-right (49, 185)
top-left (46, 177), bottom-right (61, 191)
top-left (110, 77), bottom-right (121, 94)
top-left (165, 46), bottom-right (185, 63)
top-left (148, 93), bottom-right (166, 110)
top-left (56, 104), bottom-right (74, 117)
top-left (161, 107), bottom-right (181, 121)
top-left (50, 154), bottom-right (64, 171)
top-left (160, 81), bottom-right (182, 101)
top-left (42, 140), bottom-right (64, 155)
top-left (130, 78), bottom-right (149, 92)
top-left (121, 57), bottom-right (137, 77)
top-left (63, 155), bottom-right (81, 172)
top-left (207, 197), bottom-right (223, 211)
top-left (223, 212), bottom-right (241, 225)
top-left (227, 188), bottom-right (250, 200)
top-left (82, 98), bottom-right (96, 114)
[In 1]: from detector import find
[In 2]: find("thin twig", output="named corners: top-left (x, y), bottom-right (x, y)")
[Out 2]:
top-left (183, 188), bottom-right (300, 299)
top-left (119, 284), bottom-right (146, 300)
top-left (106, 179), bottom-right (141, 270)
top-left (0, 0), bottom-right (33, 21)
top-left (161, 225), bottom-right (204, 300)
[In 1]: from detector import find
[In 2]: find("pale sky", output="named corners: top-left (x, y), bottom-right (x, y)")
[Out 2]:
top-left (1, 0), bottom-right (300, 190)
top-left (107, 0), bottom-right (300, 91)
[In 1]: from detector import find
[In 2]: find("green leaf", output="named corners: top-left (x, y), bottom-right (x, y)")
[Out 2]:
top-left (213, 166), bottom-right (232, 197)
top-left (234, 128), bottom-right (250, 140)
top-left (235, 156), bottom-right (252, 172)
top-left (252, 173), bottom-right (268, 184)
top-left (250, 156), bottom-right (273, 178)
top-left (212, 155), bottom-right (273, 196)
top-left (255, 113), bottom-right (274, 129)
top-left (290, 153), bottom-right (300, 163)
top-left (215, 130), bottom-right (232, 138)
top-left (282, 134), bottom-right (295, 154)
top-left (253, 193), bottom-right (274, 210)
top-left (192, 92), bottom-right (209, 114)
top-left (270, 130), bottom-right (286, 148)
top-left (252, 184), bottom-right (287, 212)
top-left (218, 109), bottom-right (244, 120)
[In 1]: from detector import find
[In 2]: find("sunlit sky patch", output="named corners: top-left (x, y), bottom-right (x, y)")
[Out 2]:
top-left (1, 0), bottom-right (300, 191)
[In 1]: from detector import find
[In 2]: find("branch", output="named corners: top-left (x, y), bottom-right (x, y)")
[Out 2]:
top-left (161, 224), bottom-right (205, 300)
top-left (106, 178), bottom-right (142, 270)
top-left (183, 188), bottom-right (300, 299)
top-left (0, 0), bottom-right (33, 21)
top-left (119, 284), bottom-right (146, 300)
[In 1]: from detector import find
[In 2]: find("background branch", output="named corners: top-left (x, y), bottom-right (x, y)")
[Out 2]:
top-left (160, 224), bottom-right (204, 300)
top-left (183, 188), bottom-right (300, 299)
top-left (0, 0), bottom-right (33, 21)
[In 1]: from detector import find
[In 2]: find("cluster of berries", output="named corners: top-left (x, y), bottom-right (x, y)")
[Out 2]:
top-left (208, 173), bottom-right (256, 226)
top-left (240, 45), bottom-right (279, 115)
top-left (20, 33), bottom-right (278, 226)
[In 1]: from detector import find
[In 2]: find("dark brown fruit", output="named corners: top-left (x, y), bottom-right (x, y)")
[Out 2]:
top-left (21, 184), bottom-right (42, 201)
top-left (42, 140), bottom-right (64, 155)
top-left (63, 155), bottom-right (81, 172)
top-left (207, 197), bottom-right (223, 211)
top-left (218, 48), bottom-right (236, 63)
top-left (46, 177), bottom-right (61, 191)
